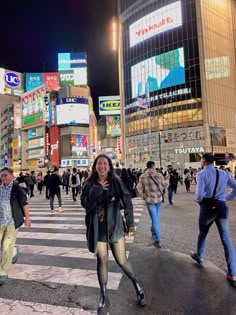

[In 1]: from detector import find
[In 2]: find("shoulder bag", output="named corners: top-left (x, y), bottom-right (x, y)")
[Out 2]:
top-left (148, 173), bottom-right (164, 202)
top-left (200, 169), bottom-right (219, 210)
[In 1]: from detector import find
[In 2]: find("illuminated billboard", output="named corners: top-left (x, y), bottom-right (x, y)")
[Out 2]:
top-left (50, 126), bottom-right (60, 166)
top-left (58, 52), bottom-right (87, 85)
top-left (129, 1), bottom-right (182, 48)
top-left (106, 116), bottom-right (121, 138)
top-left (59, 68), bottom-right (87, 86)
top-left (58, 52), bottom-right (87, 70)
top-left (99, 96), bottom-right (121, 116)
top-left (131, 47), bottom-right (185, 98)
top-left (14, 102), bottom-right (22, 129)
top-left (56, 97), bottom-right (89, 125)
top-left (71, 135), bottom-right (88, 158)
top-left (0, 68), bottom-right (24, 96)
top-left (21, 85), bottom-right (46, 117)
top-left (26, 73), bottom-right (60, 91)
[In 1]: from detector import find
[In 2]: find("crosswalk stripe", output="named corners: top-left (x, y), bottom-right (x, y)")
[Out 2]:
top-left (27, 223), bottom-right (86, 229)
top-left (17, 231), bottom-right (135, 243)
top-left (29, 212), bottom-right (143, 217)
top-left (9, 264), bottom-right (122, 290)
top-left (0, 298), bottom-right (94, 315)
top-left (17, 244), bottom-right (129, 260)
top-left (29, 217), bottom-right (140, 223)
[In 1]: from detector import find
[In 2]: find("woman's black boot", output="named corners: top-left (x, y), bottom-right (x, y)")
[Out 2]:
top-left (133, 279), bottom-right (146, 307)
top-left (97, 285), bottom-right (110, 314)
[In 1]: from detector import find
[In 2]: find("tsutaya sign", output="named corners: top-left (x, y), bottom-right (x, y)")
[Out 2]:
top-left (175, 147), bottom-right (204, 154)
top-left (129, 1), bottom-right (182, 47)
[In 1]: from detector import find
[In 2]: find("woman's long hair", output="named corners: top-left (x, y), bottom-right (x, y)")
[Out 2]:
top-left (87, 154), bottom-right (115, 184)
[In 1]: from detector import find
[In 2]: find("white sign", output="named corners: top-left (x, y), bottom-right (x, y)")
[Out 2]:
top-left (61, 159), bottom-right (89, 167)
top-left (175, 147), bottom-right (204, 154)
top-left (205, 56), bottom-right (230, 80)
top-left (0, 68), bottom-right (5, 94)
top-left (129, 1), bottom-right (182, 48)
top-left (56, 103), bottom-right (89, 125)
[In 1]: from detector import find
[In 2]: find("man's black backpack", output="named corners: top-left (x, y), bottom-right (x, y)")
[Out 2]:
top-left (71, 173), bottom-right (77, 185)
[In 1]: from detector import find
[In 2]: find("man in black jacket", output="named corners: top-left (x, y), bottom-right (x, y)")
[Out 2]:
top-left (43, 170), bottom-right (51, 199)
top-left (0, 167), bottom-right (31, 285)
top-left (48, 167), bottom-right (63, 214)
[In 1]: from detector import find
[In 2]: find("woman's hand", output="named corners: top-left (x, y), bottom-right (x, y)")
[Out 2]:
top-left (99, 180), bottom-right (109, 191)
top-left (127, 227), bottom-right (135, 237)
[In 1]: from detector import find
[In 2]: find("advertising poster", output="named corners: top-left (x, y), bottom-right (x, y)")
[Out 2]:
top-left (22, 112), bottom-right (44, 129)
top-left (26, 73), bottom-right (60, 91)
top-left (106, 116), bottom-right (121, 138)
top-left (131, 47), bottom-right (185, 98)
top-left (99, 96), bottom-right (121, 116)
top-left (50, 126), bottom-right (60, 166)
top-left (129, 1), bottom-right (182, 48)
top-left (21, 85), bottom-right (46, 117)
top-left (71, 134), bottom-right (88, 157)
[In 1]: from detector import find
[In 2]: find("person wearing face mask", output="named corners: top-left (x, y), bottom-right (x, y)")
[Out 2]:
top-left (81, 154), bottom-right (146, 314)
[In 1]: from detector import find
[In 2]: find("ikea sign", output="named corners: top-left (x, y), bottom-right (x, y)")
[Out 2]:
top-left (99, 96), bottom-right (121, 116)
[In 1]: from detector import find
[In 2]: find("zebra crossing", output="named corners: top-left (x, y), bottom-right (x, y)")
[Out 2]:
top-left (0, 190), bottom-right (145, 314)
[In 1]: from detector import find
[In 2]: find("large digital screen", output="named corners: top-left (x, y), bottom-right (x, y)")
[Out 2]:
top-left (56, 103), bottom-right (89, 125)
top-left (131, 47), bottom-right (185, 98)
top-left (21, 85), bottom-right (46, 117)
top-left (129, 1), bottom-right (182, 48)
top-left (106, 116), bottom-right (121, 138)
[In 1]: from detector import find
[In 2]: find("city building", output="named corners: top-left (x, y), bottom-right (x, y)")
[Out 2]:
top-left (118, 0), bottom-right (236, 169)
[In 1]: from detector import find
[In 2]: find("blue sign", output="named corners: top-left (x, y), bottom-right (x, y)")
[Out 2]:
top-left (58, 52), bottom-right (87, 70)
top-left (5, 72), bottom-right (21, 88)
top-left (26, 73), bottom-right (44, 91)
top-left (4, 153), bottom-right (8, 167)
top-left (61, 97), bottom-right (88, 104)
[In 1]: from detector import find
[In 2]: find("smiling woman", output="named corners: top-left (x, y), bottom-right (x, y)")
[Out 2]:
top-left (81, 154), bottom-right (146, 313)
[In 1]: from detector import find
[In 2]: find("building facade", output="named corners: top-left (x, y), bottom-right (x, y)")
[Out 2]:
top-left (118, 0), bottom-right (236, 169)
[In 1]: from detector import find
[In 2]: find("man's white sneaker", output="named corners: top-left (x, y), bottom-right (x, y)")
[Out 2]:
top-left (57, 207), bottom-right (64, 212)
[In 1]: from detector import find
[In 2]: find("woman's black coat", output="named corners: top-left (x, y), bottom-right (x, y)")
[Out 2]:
top-left (81, 176), bottom-right (134, 253)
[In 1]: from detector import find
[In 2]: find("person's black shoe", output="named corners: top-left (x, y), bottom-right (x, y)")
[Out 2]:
top-left (191, 253), bottom-right (203, 266)
top-left (227, 275), bottom-right (236, 288)
top-left (169, 202), bottom-right (174, 205)
top-left (154, 241), bottom-right (162, 248)
top-left (133, 279), bottom-right (146, 307)
top-left (97, 285), bottom-right (110, 314)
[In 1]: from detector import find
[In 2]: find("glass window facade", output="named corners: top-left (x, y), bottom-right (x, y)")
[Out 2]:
top-left (119, 0), bottom-right (203, 167)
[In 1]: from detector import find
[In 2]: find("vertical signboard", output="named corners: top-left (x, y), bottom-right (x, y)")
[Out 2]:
top-left (14, 102), bottom-right (22, 129)
top-left (50, 126), bottom-right (60, 165)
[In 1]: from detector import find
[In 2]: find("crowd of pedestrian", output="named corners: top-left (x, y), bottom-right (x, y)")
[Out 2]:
top-left (0, 154), bottom-right (236, 314)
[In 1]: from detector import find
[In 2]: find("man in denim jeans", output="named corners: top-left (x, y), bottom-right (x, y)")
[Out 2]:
top-left (192, 153), bottom-right (236, 288)
top-left (137, 161), bottom-right (169, 248)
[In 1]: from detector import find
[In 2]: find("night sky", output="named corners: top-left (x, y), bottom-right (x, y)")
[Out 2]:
top-left (0, 0), bottom-right (119, 116)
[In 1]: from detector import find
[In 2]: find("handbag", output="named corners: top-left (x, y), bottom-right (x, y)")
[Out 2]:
top-left (148, 173), bottom-right (164, 202)
top-left (200, 169), bottom-right (219, 210)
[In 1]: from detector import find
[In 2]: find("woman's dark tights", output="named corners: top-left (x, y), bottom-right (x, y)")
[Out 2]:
top-left (97, 237), bottom-right (136, 287)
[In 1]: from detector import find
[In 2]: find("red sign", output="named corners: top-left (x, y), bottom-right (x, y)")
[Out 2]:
top-left (45, 132), bottom-right (50, 156)
top-left (43, 73), bottom-right (60, 91)
top-left (117, 137), bottom-right (121, 152)
top-left (50, 126), bottom-right (60, 165)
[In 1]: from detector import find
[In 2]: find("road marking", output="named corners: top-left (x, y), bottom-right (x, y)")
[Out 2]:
top-left (18, 244), bottom-right (129, 260)
top-left (9, 264), bottom-right (122, 290)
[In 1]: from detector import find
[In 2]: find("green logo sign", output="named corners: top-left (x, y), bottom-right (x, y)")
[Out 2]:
top-left (22, 112), bottom-right (43, 128)
top-left (59, 70), bottom-right (74, 86)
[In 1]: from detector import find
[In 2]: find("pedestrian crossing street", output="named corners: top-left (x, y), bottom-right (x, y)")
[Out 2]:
top-left (0, 190), bottom-right (145, 314)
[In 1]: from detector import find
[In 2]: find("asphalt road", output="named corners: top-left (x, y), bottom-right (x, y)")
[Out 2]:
top-left (155, 183), bottom-right (236, 273)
